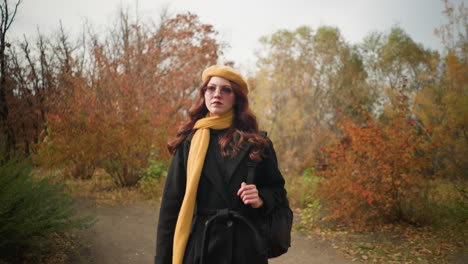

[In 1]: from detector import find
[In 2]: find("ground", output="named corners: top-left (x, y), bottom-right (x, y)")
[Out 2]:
top-left (72, 199), bottom-right (358, 264)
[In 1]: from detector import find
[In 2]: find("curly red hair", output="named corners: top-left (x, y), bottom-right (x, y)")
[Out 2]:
top-left (167, 77), bottom-right (268, 161)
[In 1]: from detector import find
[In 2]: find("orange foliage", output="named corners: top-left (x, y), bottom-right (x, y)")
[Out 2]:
top-left (38, 12), bottom-right (220, 186)
top-left (317, 92), bottom-right (434, 228)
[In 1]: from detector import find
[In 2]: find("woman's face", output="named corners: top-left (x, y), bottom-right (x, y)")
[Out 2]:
top-left (204, 76), bottom-right (235, 117)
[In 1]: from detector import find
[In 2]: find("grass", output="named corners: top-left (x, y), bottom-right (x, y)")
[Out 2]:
top-left (302, 222), bottom-right (467, 263)
top-left (20, 232), bottom-right (84, 264)
top-left (41, 167), bottom-right (162, 207)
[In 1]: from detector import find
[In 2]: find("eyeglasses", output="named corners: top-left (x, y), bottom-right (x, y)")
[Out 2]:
top-left (203, 85), bottom-right (233, 96)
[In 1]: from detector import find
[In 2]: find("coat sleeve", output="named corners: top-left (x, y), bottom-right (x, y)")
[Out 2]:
top-left (256, 138), bottom-right (288, 214)
top-left (155, 144), bottom-right (187, 264)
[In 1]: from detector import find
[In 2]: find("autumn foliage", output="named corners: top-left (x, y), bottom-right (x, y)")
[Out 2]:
top-left (415, 50), bottom-right (467, 194)
top-left (0, 1), bottom-right (466, 263)
top-left (36, 12), bottom-right (220, 186)
top-left (1, 0), bottom-right (465, 227)
top-left (3, 9), bottom-right (221, 187)
top-left (250, 1), bottom-right (466, 229)
top-left (317, 109), bottom-right (433, 228)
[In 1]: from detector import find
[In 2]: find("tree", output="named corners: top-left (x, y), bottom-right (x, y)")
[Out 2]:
top-left (317, 86), bottom-right (433, 228)
top-left (415, 0), bottom-right (467, 197)
top-left (0, 0), bottom-right (21, 162)
top-left (39, 11), bottom-right (221, 185)
top-left (359, 26), bottom-right (435, 119)
top-left (251, 26), bottom-right (374, 173)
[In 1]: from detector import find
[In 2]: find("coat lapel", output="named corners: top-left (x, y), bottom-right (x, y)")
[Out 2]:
top-left (224, 141), bottom-right (252, 185)
top-left (202, 144), bottom-right (231, 205)
top-left (184, 131), bottom-right (253, 206)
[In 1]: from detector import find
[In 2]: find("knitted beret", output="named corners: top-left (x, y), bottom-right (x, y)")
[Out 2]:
top-left (202, 65), bottom-right (249, 95)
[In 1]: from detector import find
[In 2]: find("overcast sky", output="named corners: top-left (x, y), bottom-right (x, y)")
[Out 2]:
top-left (11, 0), bottom-right (451, 71)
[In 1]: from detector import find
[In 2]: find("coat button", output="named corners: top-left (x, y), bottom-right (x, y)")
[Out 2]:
top-left (226, 220), bottom-right (233, 227)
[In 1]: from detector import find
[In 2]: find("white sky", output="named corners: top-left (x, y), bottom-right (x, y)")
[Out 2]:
top-left (11, 0), bottom-right (450, 71)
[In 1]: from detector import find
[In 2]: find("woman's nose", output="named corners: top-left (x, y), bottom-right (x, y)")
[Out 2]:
top-left (213, 88), bottom-right (222, 97)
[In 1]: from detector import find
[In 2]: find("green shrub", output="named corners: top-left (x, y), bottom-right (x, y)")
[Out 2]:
top-left (102, 158), bottom-right (144, 187)
top-left (137, 156), bottom-right (167, 198)
top-left (299, 168), bottom-right (322, 227)
top-left (0, 158), bottom-right (93, 261)
top-left (400, 179), bottom-right (468, 226)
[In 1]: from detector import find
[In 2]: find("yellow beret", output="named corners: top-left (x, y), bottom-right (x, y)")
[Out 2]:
top-left (202, 65), bottom-right (249, 95)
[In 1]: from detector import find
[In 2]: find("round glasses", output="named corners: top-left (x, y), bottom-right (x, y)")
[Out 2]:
top-left (203, 85), bottom-right (233, 96)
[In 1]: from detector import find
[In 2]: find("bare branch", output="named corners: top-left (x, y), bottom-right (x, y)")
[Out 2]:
top-left (5, 0), bottom-right (21, 31)
top-left (0, 4), bottom-right (5, 30)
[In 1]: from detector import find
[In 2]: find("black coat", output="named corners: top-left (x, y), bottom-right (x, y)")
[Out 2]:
top-left (155, 129), bottom-right (287, 264)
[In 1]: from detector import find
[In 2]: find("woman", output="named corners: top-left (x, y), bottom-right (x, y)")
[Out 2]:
top-left (155, 65), bottom-right (288, 264)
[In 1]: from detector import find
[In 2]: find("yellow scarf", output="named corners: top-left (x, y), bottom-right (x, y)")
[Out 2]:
top-left (172, 109), bottom-right (234, 264)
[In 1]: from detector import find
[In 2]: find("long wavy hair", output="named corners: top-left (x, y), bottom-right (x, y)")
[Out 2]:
top-left (167, 77), bottom-right (269, 161)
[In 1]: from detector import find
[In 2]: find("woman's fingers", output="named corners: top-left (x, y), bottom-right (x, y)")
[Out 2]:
top-left (237, 182), bottom-right (257, 197)
top-left (241, 194), bottom-right (258, 201)
top-left (237, 182), bottom-right (263, 208)
top-left (240, 189), bottom-right (258, 200)
top-left (237, 182), bottom-right (255, 196)
top-left (236, 182), bottom-right (246, 196)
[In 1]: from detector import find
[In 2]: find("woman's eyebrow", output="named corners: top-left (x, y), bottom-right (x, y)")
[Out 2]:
top-left (207, 84), bottom-right (232, 88)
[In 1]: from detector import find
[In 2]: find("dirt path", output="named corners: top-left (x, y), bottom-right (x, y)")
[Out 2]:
top-left (73, 199), bottom-right (357, 264)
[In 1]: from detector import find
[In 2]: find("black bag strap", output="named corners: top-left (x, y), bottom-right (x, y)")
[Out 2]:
top-left (246, 159), bottom-right (256, 185)
top-left (246, 131), bottom-right (267, 184)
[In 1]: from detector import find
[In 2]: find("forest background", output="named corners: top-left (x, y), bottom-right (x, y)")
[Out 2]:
top-left (0, 0), bottom-right (466, 263)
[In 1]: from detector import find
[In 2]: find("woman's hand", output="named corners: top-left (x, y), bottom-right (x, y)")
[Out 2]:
top-left (237, 182), bottom-right (263, 208)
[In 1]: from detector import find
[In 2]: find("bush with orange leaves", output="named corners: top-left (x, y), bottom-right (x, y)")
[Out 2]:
top-left (37, 11), bottom-right (220, 186)
top-left (317, 100), bottom-right (434, 229)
